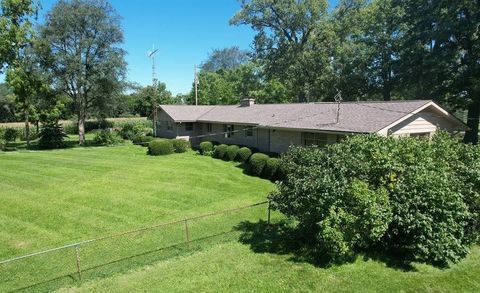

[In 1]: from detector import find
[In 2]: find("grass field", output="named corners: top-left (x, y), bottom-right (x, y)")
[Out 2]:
top-left (59, 242), bottom-right (480, 293)
top-left (1, 143), bottom-right (479, 292)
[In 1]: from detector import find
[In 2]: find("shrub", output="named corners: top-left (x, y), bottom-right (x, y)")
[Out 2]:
top-left (148, 139), bottom-right (174, 156)
top-left (120, 121), bottom-right (152, 141)
top-left (93, 129), bottom-right (123, 146)
top-left (172, 138), bottom-right (190, 153)
top-left (132, 135), bottom-right (154, 145)
top-left (237, 147), bottom-right (252, 163)
top-left (38, 123), bottom-right (68, 149)
top-left (264, 157), bottom-right (281, 180)
top-left (199, 141), bottom-right (213, 155)
top-left (4, 128), bottom-right (18, 143)
top-left (226, 145), bottom-right (240, 161)
top-left (213, 144), bottom-right (228, 159)
top-left (249, 153), bottom-right (269, 176)
top-left (270, 132), bottom-right (480, 266)
top-left (65, 120), bottom-right (114, 134)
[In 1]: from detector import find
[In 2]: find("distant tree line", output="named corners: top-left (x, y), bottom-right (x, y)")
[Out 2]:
top-left (189, 0), bottom-right (479, 144)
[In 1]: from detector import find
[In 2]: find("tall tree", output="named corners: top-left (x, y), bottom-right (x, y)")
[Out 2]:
top-left (37, 0), bottom-right (126, 145)
top-left (397, 0), bottom-right (480, 144)
top-left (231, 0), bottom-right (330, 102)
top-left (0, 0), bottom-right (38, 72)
top-left (201, 46), bottom-right (250, 72)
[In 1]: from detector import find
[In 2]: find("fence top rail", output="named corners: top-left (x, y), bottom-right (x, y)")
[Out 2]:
top-left (0, 200), bottom-right (268, 265)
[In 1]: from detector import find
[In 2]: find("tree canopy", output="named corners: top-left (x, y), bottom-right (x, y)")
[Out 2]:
top-left (37, 0), bottom-right (126, 145)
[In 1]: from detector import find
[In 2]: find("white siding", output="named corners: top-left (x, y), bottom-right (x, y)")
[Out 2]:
top-left (389, 110), bottom-right (458, 137)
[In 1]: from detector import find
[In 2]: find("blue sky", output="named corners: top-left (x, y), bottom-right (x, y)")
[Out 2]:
top-left (3, 0), bottom-right (338, 95)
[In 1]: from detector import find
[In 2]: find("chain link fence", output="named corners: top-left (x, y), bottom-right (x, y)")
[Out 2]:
top-left (0, 201), bottom-right (271, 292)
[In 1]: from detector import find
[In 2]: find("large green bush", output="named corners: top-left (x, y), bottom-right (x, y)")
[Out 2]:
top-left (237, 147), bottom-right (252, 163)
top-left (4, 128), bottom-right (18, 142)
top-left (93, 129), bottom-right (123, 146)
top-left (132, 135), bottom-right (154, 145)
top-left (148, 139), bottom-right (174, 156)
top-left (199, 141), bottom-right (213, 155)
top-left (38, 123), bottom-right (68, 149)
top-left (226, 145), bottom-right (240, 161)
top-left (264, 157), bottom-right (281, 180)
top-left (249, 153), bottom-right (269, 176)
top-left (213, 144), bottom-right (228, 159)
top-left (120, 121), bottom-right (152, 141)
top-left (172, 139), bottom-right (190, 153)
top-left (270, 133), bottom-right (480, 266)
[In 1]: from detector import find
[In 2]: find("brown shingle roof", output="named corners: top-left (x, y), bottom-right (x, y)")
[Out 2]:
top-left (159, 100), bottom-right (433, 133)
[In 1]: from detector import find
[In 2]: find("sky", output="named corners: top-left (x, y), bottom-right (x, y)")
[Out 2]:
top-left (2, 0), bottom-right (338, 95)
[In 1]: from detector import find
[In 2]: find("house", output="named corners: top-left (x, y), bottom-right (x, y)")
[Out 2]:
top-left (156, 99), bottom-right (467, 153)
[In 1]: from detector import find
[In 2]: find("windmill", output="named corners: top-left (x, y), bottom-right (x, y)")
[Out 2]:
top-left (148, 46), bottom-right (159, 135)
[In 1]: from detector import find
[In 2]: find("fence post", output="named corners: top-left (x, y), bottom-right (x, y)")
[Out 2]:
top-left (267, 200), bottom-right (271, 225)
top-left (75, 245), bottom-right (82, 280)
top-left (184, 219), bottom-right (190, 248)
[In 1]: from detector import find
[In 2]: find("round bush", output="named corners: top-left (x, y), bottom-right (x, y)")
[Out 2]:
top-left (226, 145), bottom-right (240, 161)
top-left (213, 144), bottom-right (228, 159)
top-left (132, 135), bottom-right (154, 145)
top-left (148, 139), bottom-right (174, 156)
top-left (264, 157), bottom-right (280, 180)
top-left (172, 139), bottom-right (190, 153)
top-left (199, 141), bottom-right (213, 155)
top-left (237, 147), bottom-right (252, 163)
top-left (4, 128), bottom-right (18, 142)
top-left (249, 153), bottom-right (269, 176)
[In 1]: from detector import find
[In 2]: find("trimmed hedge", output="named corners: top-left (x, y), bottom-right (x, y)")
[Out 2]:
top-left (172, 139), bottom-right (190, 153)
top-left (148, 139), bottom-right (174, 156)
top-left (226, 145), bottom-right (240, 161)
top-left (213, 144), bottom-right (228, 159)
top-left (237, 147), bottom-right (252, 163)
top-left (264, 157), bottom-right (280, 180)
top-left (132, 135), bottom-right (154, 145)
top-left (199, 141), bottom-right (213, 155)
top-left (249, 153), bottom-right (269, 176)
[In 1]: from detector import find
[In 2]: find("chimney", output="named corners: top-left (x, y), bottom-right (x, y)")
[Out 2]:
top-left (240, 97), bottom-right (255, 107)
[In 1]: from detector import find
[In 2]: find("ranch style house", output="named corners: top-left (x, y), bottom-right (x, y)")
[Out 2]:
top-left (155, 99), bottom-right (468, 153)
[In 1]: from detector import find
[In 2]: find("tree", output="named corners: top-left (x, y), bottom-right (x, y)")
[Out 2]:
top-left (0, 83), bottom-right (16, 122)
top-left (201, 46), bottom-right (250, 72)
top-left (0, 0), bottom-right (38, 72)
top-left (231, 0), bottom-right (331, 102)
top-left (122, 83), bottom-right (174, 117)
top-left (5, 44), bottom-right (51, 147)
top-left (37, 0), bottom-right (126, 145)
top-left (397, 0), bottom-right (480, 144)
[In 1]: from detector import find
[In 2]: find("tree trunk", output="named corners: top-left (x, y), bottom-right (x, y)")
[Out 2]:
top-left (463, 100), bottom-right (479, 145)
top-left (78, 107), bottom-right (86, 145)
top-left (25, 110), bottom-right (30, 147)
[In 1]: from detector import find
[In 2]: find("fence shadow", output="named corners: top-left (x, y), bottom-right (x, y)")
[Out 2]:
top-left (235, 220), bottom-right (417, 271)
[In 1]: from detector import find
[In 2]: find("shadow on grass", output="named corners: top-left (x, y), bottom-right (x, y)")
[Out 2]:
top-left (235, 220), bottom-right (417, 271)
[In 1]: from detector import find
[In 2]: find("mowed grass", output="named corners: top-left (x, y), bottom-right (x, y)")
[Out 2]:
top-left (0, 144), bottom-right (273, 258)
top-left (59, 242), bottom-right (480, 293)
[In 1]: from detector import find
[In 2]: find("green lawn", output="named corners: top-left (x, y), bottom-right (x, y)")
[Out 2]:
top-left (1, 143), bottom-right (479, 293)
top-left (59, 242), bottom-right (480, 293)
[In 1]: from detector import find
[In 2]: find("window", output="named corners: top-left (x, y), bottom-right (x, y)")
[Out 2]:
top-left (303, 132), bottom-right (328, 146)
top-left (223, 124), bottom-right (234, 138)
top-left (244, 126), bottom-right (254, 137)
top-left (185, 122), bottom-right (194, 132)
top-left (207, 123), bottom-right (213, 133)
top-left (166, 121), bottom-right (173, 131)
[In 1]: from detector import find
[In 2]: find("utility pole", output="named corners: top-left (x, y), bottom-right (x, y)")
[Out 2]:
top-left (194, 64), bottom-right (199, 105)
top-left (148, 46), bottom-right (159, 136)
